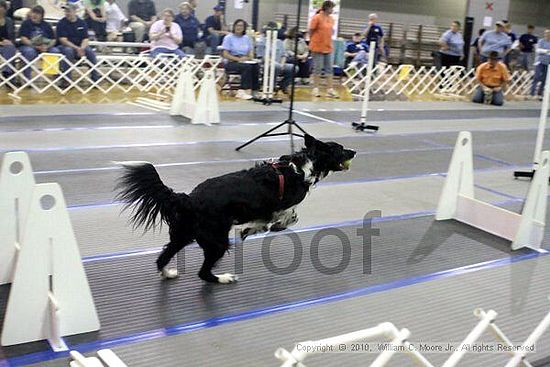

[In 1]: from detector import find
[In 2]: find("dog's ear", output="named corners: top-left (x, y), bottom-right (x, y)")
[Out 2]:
top-left (304, 134), bottom-right (317, 149)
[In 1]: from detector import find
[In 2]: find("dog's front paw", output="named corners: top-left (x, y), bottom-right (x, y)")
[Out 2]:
top-left (159, 268), bottom-right (179, 280)
top-left (216, 273), bottom-right (238, 284)
top-left (269, 223), bottom-right (288, 232)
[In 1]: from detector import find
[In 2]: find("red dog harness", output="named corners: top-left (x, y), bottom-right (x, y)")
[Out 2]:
top-left (270, 162), bottom-right (285, 200)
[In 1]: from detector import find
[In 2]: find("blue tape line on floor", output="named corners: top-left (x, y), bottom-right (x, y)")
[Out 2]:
top-left (2, 251), bottom-right (546, 367)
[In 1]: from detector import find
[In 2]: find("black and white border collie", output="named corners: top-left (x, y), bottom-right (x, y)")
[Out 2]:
top-left (115, 134), bottom-right (356, 284)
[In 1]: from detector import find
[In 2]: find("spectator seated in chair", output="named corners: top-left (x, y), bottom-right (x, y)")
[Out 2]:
top-left (83, 0), bottom-right (107, 41)
top-left (256, 21), bottom-right (295, 94)
top-left (472, 51), bottom-right (510, 106)
top-left (0, 0), bottom-right (16, 79)
top-left (174, 2), bottom-right (203, 56)
top-left (283, 26), bottom-right (310, 84)
top-left (105, 0), bottom-right (127, 41)
top-left (204, 5), bottom-right (229, 55)
top-left (19, 5), bottom-right (61, 81)
top-left (345, 32), bottom-right (369, 68)
top-left (128, 0), bottom-right (156, 43)
top-left (149, 8), bottom-right (185, 59)
top-left (221, 19), bottom-right (259, 100)
top-left (57, 3), bottom-right (99, 83)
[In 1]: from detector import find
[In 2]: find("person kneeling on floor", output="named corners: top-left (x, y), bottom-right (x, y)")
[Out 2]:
top-left (472, 51), bottom-right (510, 106)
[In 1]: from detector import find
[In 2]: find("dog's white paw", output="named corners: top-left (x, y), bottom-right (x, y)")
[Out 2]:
top-left (216, 273), bottom-right (238, 284)
top-left (160, 268), bottom-right (179, 279)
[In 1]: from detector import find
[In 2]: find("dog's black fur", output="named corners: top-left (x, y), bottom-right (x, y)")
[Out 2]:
top-left (115, 134), bottom-right (356, 283)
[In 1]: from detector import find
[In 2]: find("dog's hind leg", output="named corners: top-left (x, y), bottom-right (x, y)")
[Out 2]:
top-left (196, 234), bottom-right (237, 284)
top-left (156, 228), bottom-right (194, 280)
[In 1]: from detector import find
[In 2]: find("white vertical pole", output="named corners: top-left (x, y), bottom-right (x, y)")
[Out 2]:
top-left (269, 30), bottom-right (278, 99)
top-left (532, 70), bottom-right (550, 167)
top-left (360, 41), bottom-right (377, 123)
top-left (262, 30), bottom-right (272, 99)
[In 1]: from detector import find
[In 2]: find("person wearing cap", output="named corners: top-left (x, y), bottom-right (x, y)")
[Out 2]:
top-left (19, 5), bottom-right (61, 81)
top-left (149, 8), bottom-right (184, 58)
top-left (174, 2), bottom-right (200, 55)
top-left (204, 5), bottom-right (229, 54)
top-left (531, 29), bottom-right (550, 99)
top-left (57, 3), bottom-right (99, 82)
top-left (519, 25), bottom-right (538, 71)
top-left (472, 51), bottom-right (510, 106)
top-left (479, 21), bottom-right (512, 62)
top-left (438, 20), bottom-right (464, 67)
top-left (128, 0), bottom-right (157, 42)
top-left (344, 32), bottom-right (368, 67)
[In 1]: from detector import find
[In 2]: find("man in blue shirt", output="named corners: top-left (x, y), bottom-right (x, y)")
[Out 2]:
top-left (344, 32), bottom-right (369, 66)
top-left (531, 29), bottom-right (550, 99)
top-left (204, 5), bottom-right (229, 55)
top-left (364, 13), bottom-right (384, 63)
top-left (57, 3), bottom-right (99, 82)
top-left (19, 5), bottom-right (60, 80)
top-left (519, 25), bottom-right (538, 71)
top-left (439, 21), bottom-right (464, 67)
top-left (480, 21), bottom-right (511, 62)
top-left (174, 2), bottom-right (201, 54)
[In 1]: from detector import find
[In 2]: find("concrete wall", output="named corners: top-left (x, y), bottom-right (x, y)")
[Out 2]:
top-left (269, 0), bottom-right (467, 28)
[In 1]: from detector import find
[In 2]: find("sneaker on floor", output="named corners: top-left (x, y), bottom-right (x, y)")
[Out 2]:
top-left (236, 89), bottom-right (253, 100)
top-left (312, 87), bottom-right (321, 97)
top-left (327, 88), bottom-right (339, 98)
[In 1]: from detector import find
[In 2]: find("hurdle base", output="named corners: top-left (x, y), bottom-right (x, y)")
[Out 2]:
top-left (253, 97), bottom-right (283, 106)
top-left (513, 170), bottom-right (550, 183)
top-left (352, 122), bottom-right (379, 132)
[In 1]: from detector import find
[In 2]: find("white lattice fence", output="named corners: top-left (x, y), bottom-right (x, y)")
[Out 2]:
top-left (344, 64), bottom-right (534, 99)
top-left (0, 52), bottom-right (222, 99)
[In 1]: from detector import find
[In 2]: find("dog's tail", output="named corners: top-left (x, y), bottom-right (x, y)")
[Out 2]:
top-left (114, 161), bottom-right (192, 232)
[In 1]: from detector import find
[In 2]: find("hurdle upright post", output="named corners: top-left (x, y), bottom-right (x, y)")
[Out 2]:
top-left (514, 70), bottom-right (550, 179)
top-left (352, 41), bottom-right (379, 132)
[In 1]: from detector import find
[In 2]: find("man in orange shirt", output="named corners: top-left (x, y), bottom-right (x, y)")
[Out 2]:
top-left (472, 51), bottom-right (510, 106)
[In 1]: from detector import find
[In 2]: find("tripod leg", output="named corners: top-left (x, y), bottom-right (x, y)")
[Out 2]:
top-left (235, 120), bottom-right (290, 151)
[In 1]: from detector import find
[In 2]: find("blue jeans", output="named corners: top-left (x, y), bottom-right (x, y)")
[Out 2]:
top-left (60, 46), bottom-right (99, 81)
top-left (149, 47), bottom-right (186, 59)
top-left (206, 34), bottom-right (222, 54)
top-left (20, 46), bottom-right (61, 80)
top-left (472, 85), bottom-right (504, 106)
top-left (531, 63), bottom-right (548, 97)
top-left (0, 44), bottom-right (17, 75)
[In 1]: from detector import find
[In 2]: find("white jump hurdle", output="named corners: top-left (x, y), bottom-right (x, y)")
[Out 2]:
top-left (192, 70), bottom-right (220, 125)
top-left (0, 152), bottom-right (100, 351)
top-left (0, 152), bottom-right (36, 285)
top-left (436, 131), bottom-right (549, 251)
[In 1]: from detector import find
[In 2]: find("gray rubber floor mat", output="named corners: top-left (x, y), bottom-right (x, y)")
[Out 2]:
top-left (0, 215), bottom-right (534, 359)
top-left (24, 135), bottom-right (433, 172)
top-left (34, 150), bottom-right (497, 207)
top-left (0, 111), bottom-right (320, 131)
top-left (309, 109), bottom-right (541, 123)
